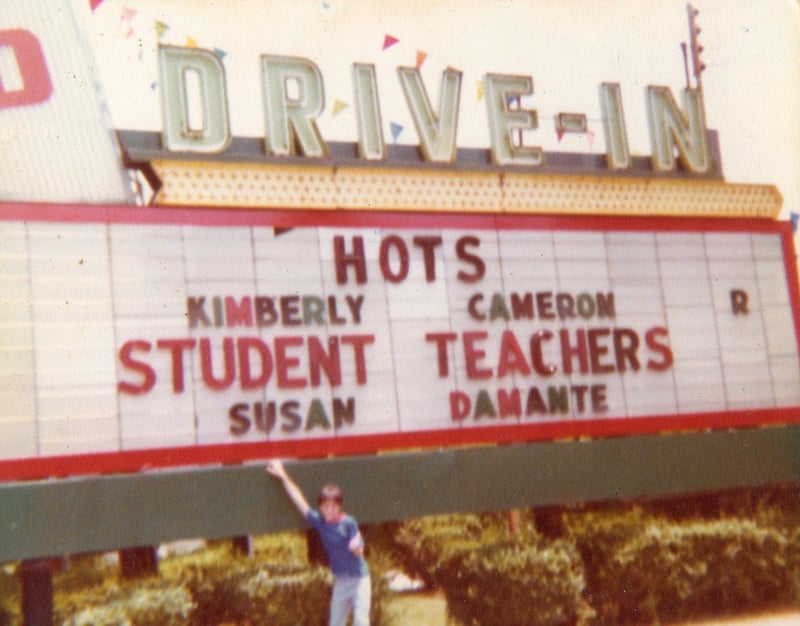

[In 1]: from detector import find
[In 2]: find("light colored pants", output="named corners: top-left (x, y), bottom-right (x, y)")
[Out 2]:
top-left (330, 574), bottom-right (371, 626)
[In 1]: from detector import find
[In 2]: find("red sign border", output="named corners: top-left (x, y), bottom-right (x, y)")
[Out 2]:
top-left (2, 201), bottom-right (799, 481)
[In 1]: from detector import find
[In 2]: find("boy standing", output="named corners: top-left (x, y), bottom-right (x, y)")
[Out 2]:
top-left (267, 460), bottom-right (371, 626)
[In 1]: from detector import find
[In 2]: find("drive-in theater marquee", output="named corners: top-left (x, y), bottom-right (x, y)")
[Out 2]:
top-left (2, 203), bottom-right (799, 480)
top-left (1, 1), bottom-right (799, 483)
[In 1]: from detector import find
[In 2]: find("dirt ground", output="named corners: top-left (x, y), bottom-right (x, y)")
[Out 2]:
top-left (383, 591), bottom-right (448, 625)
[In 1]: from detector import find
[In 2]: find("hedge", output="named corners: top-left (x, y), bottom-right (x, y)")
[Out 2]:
top-left (397, 513), bottom-right (587, 626)
top-left (395, 502), bottom-right (800, 626)
top-left (182, 560), bottom-right (332, 626)
top-left (609, 518), bottom-right (798, 624)
top-left (49, 536), bottom-right (332, 625)
top-left (51, 532), bottom-right (391, 626)
top-left (0, 567), bottom-right (19, 626)
top-left (395, 513), bottom-right (496, 584)
top-left (55, 581), bottom-right (194, 626)
top-left (563, 506), bottom-right (800, 625)
top-left (438, 538), bottom-right (586, 626)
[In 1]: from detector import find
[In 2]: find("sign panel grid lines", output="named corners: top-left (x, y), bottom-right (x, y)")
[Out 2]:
top-left (1, 203), bottom-right (799, 480)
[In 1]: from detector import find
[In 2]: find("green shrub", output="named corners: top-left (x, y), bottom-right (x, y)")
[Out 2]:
top-left (163, 539), bottom-right (330, 626)
top-left (174, 530), bottom-right (390, 626)
top-left (55, 578), bottom-right (194, 626)
top-left (0, 566), bottom-right (20, 626)
top-left (187, 562), bottom-right (332, 626)
top-left (56, 555), bottom-right (118, 595)
top-left (397, 513), bottom-right (586, 626)
top-left (564, 506), bottom-right (800, 624)
top-left (54, 554), bottom-right (194, 626)
top-left (395, 513), bottom-right (505, 585)
top-left (790, 526), bottom-right (800, 600)
top-left (613, 518), bottom-right (797, 623)
top-left (251, 531), bottom-right (309, 565)
top-left (562, 505), bottom-right (652, 623)
top-left (51, 535), bottom-right (336, 625)
top-left (439, 537), bottom-right (586, 626)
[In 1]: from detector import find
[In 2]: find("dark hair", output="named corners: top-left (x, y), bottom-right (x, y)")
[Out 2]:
top-left (317, 483), bottom-right (343, 506)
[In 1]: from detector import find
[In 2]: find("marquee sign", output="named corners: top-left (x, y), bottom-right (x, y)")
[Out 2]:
top-left (2, 202), bottom-right (799, 480)
top-left (116, 44), bottom-right (785, 218)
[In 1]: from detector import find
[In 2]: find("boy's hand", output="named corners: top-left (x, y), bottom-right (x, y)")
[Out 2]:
top-left (266, 459), bottom-right (287, 479)
top-left (349, 532), bottom-right (364, 557)
top-left (266, 459), bottom-right (311, 517)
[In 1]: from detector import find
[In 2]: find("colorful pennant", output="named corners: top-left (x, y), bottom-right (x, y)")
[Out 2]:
top-left (332, 99), bottom-right (349, 115)
top-left (390, 122), bottom-right (404, 143)
top-left (120, 7), bottom-right (136, 38)
top-left (155, 20), bottom-right (169, 40)
top-left (382, 34), bottom-right (399, 50)
top-left (791, 212), bottom-right (799, 233)
top-left (120, 6), bottom-right (136, 21)
top-left (416, 50), bottom-right (428, 69)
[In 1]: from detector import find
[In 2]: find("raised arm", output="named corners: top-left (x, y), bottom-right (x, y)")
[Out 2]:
top-left (266, 460), bottom-right (311, 518)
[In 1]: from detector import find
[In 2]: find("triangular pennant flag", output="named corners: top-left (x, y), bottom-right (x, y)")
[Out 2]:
top-left (791, 212), bottom-right (799, 233)
top-left (150, 80), bottom-right (158, 91)
top-left (90, 0), bottom-right (104, 11)
top-left (476, 80), bottom-right (484, 102)
top-left (186, 36), bottom-right (197, 48)
top-left (274, 227), bottom-right (294, 237)
top-left (214, 48), bottom-right (227, 59)
top-left (390, 122), bottom-right (403, 143)
top-left (382, 34), bottom-right (399, 50)
top-left (332, 99), bottom-right (349, 115)
top-left (155, 20), bottom-right (169, 39)
top-left (415, 50), bottom-right (428, 69)
top-left (556, 129), bottom-right (565, 142)
top-left (321, 2), bottom-right (331, 8)
top-left (120, 7), bottom-right (136, 38)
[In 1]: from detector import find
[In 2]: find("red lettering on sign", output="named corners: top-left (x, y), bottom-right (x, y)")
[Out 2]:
top-left (463, 330), bottom-right (492, 379)
top-left (0, 29), bottom-right (52, 109)
top-left (645, 326), bottom-right (674, 371)
top-left (117, 340), bottom-right (156, 395)
top-left (334, 236), bottom-right (368, 285)
top-left (379, 235), bottom-right (410, 283)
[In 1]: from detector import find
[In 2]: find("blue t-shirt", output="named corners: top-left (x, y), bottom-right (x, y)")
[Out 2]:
top-left (307, 509), bottom-right (369, 578)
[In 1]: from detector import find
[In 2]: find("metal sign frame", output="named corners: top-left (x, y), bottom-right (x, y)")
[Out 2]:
top-left (2, 426), bottom-right (799, 562)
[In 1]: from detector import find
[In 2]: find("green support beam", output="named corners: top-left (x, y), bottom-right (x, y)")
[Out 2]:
top-left (1, 425), bottom-right (799, 563)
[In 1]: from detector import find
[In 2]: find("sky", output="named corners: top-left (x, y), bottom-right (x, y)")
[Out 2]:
top-left (73, 0), bottom-right (799, 224)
